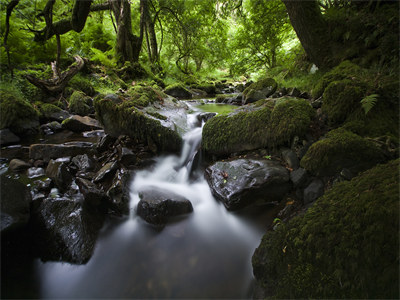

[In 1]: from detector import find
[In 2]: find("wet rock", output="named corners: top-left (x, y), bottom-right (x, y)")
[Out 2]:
top-left (107, 168), bottom-right (131, 215)
top-left (61, 115), bottom-right (102, 132)
top-left (205, 159), bottom-right (291, 210)
top-left (33, 178), bottom-right (53, 193)
top-left (0, 175), bottom-right (31, 234)
top-left (104, 93), bottom-right (122, 104)
top-left (72, 154), bottom-right (95, 172)
top-left (48, 109), bottom-right (71, 122)
top-left (97, 134), bottom-right (116, 152)
top-left (303, 179), bottom-right (324, 205)
top-left (197, 112), bottom-right (216, 123)
top-left (290, 167), bottom-right (308, 188)
top-left (0, 145), bottom-right (29, 160)
top-left (137, 188), bottom-right (193, 225)
top-left (30, 142), bottom-right (94, 162)
top-left (46, 159), bottom-right (72, 192)
top-left (0, 129), bottom-right (20, 146)
top-left (93, 161), bottom-right (118, 183)
top-left (8, 158), bottom-right (31, 172)
top-left (27, 167), bottom-right (45, 178)
top-left (75, 177), bottom-right (108, 207)
top-left (281, 149), bottom-right (300, 170)
top-left (40, 121), bottom-right (62, 135)
top-left (31, 196), bottom-right (104, 264)
top-left (118, 147), bottom-right (136, 167)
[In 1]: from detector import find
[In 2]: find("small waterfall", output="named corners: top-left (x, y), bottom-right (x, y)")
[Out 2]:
top-left (130, 110), bottom-right (206, 216)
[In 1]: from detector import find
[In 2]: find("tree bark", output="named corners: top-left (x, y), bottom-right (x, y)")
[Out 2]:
top-left (3, 0), bottom-right (20, 77)
top-left (282, 0), bottom-right (334, 69)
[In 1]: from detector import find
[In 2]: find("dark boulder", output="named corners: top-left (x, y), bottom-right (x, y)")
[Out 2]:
top-left (45, 159), bottom-right (73, 192)
top-left (93, 161), bottom-right (119, 183)
top-left (61, 115), bottom-right (102, 132)
top-left (72, 154), bottom-right (95, 172)
top-left (0, 175), bottom-right (31, 234)
top-left (137, 188), bottom-right (193, 225)
top-left (205, 159), bottom-right (291, 210)
top-left (31, 196), bottom-right (104, 264)
top-left (75, 177), bottom-right (109, 207)
top-left (290, 167), bottom-right (308, 188)
top-left (107, 168), bottom-right (131, 215)
top-left (303, 179), bottom-right (325, 205)
top-left (242, 78), bottom-right (277, 104)
top-left (164, 84), bottom-right (192, 99)
top-left (30, 142), bottom-right (94, 162)
top-left (0, 128), bottom-right (20, 146)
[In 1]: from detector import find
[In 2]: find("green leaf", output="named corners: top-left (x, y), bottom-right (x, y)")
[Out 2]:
top-left (360, 94), bottom-right (379, 115)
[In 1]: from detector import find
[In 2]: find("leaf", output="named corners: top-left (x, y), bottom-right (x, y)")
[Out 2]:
top-left (360, 94), bottom-right (379, 115)
top-left (223, 179), bottom-right (227, 184)
top-left (264, 155), bottom-right (272, 160)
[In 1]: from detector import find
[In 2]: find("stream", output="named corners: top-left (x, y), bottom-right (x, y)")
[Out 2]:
top-left (3, 102), bottom-right (279, 298)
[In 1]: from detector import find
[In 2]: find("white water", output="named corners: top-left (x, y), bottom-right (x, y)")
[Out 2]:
top-left (25, 105), bottom-right (275, 299)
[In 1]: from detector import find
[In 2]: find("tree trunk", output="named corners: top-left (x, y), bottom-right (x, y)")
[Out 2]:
top-left (111, 0), bottom-right (144, 64)
top-left (282, 0), bottom-right (334, 69)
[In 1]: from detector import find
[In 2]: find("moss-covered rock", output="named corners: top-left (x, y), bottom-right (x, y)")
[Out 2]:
top-left (311, 60), bottom-right (365, 99)
top-left (300, 128), bottom-right (385, 176)
top-left (202, 97), bottom-right (315, 156)
top-left (268, 98), bottom-right (315, 148)
top-left (94, 95), bottom-right (182, 153)
top-left (202, 105), bottom-right (272, 156)
top-left (0, 88), bottom-right (39, 135)
top-left (243, 77), bottom-right (277, 104)
top-left (164, 83), bottom-right (192, 99)
top-left (322, 79), bottom-right (364, 126)
top-left (126, 84), bottom-right (166, 108)
top-left (253, 159), bottom-right (399, 299)
top-left (36, 103), bottom-right (62, 120)
top-left (190, 82), bottom-right (216, 95)
top-left (68, 91), bottom-right (92, 116)
top-left (69, 76), bottom-right (95, 96)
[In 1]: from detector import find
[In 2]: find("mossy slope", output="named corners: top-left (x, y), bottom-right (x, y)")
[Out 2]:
top-left (253, 159), bottom-right (399, 299)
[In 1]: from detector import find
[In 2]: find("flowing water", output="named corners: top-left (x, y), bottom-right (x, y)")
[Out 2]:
top-left (3, 103), bottom-right (278, 298)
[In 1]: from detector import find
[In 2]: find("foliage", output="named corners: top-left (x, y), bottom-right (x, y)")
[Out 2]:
top-left (360, 94), bottom-right (379, 115)
top-left (253, 159), bottom-right (399, 298)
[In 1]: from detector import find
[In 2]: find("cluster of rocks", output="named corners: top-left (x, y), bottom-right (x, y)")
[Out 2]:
top-left (1, 131), bottom-right (157, 264)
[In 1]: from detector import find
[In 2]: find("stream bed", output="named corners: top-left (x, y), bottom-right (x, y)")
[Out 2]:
top-left (2, 101), bottom-right (278, 298)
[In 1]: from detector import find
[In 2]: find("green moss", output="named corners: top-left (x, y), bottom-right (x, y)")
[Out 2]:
top-left (322, 79), bottom-right (364, 126)
top-left (36, 103), bottom-right (62, 120)
top-left (68, 91), bottom-right (92, 116)
top-left (202, 105), bottom-right (272, 156)
top-left (191, 82), bottom-right (216, 94)
top-left (69, 75), bottom-right (95, 96)
top-left (311, 60), bottom-right (365, 99)
top-left (164, 83), bottom-right (190, 94)
top-left (300, 128), bottom-right (385, 176)
top-left (243, 77), bottom-right (277, 97)
top-left (0, 87), bottom-right (39, 134)
top-left (269, 98), bottom-right (315, 148)
top-left (253, 159), bottom-right (399, 299)
top-left (126, 85), bottom-right (165, 108)
top-left (94, 96), bottom-right (181, 153)
top-left (215, 94), bottom-right (230, 103)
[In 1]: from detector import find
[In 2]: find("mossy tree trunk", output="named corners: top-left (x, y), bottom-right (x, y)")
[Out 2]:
top-left (282, 0), bottom-right (335, 69)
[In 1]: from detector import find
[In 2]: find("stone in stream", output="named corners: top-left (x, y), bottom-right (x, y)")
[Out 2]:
top-left (72, 154), bottom-right (95, 172)
top-left (46, 159), bottom-right (73, 192)
top-left (205, 159), bottom-right (291, 210)
top-left (8, 158), bottom-right (31, 172)
top-left (29, 142), bottom-right (94, 162)
top-left (137, 188), bottom-right (193, 225)
top-left (75, 177), bottom-right (109, 207)
top-left (0, 128), bottom-right (20, 146)
top-left (61, 115), bottom-right (103, 132)
top-left (31, 196), bottom-right (105, 264)
top-left (0, 175), bottom-right (31, 234)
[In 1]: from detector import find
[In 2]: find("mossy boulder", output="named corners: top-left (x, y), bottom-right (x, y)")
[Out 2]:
top-left (202, 98), bottom-right (315, 156)
top-left (0, 88), bottom-right (39, 135)
top-left (202, 105), bottom-right (272, 156)
top-left (126, 84), bottom-right (166, 108)
top-left (164, 83), bottom-right (192, 99)
top-left (94, 95), bottom-right (182, 153)
top-left (69, 76), bottom-right (95, 96)
top-left (191, 82), bottom-right (216, 95)
top-left (243, 77), bottom-right (277, 104)
top-left (252, 159), bottom-right (399, 299)
top-left (268, 98), bottom-right (315, 148)
top-left (311, 60), bottom-right (365, 99)
top-left (322, 79), bottom-right (365, 126)
top-left (68, 91), bottom-right (92, 116)
top-left (300, 128), bottom-right (385, 176)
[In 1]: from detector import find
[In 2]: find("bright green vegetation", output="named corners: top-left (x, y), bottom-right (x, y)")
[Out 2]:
top-left (35, 102), bottom-right (63, 120)
top-left (68, 91), bottom-right (92, 116)
top-left (300, 128), bottom-right (385, 176)
top-left (0, 85), bottom-right (39, 134)
top-left (126, 84), bottom-right (166, 108)
top-left (243, 77), bottom-right (277, 103)
top-left (253, 159), bottom-right (399, 299)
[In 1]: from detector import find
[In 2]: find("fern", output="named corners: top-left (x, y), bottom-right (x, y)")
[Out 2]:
top-left (360, 94), bottom-right (379, 115)
top-left (90, 48), bottom-right (117, 68)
